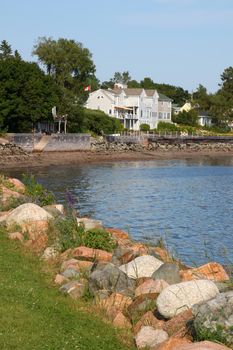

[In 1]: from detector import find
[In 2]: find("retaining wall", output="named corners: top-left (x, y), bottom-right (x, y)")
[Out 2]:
top-left (6, 133), bottom-right (91, 152)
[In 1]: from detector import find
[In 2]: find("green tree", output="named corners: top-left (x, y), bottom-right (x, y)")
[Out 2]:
top-left (0, 57), bottom-right (58, 132)
top-left (140, 77), bottom-right (156, 89)
top-left (81, 109), bottom-right (122, 134)
top-left (140, 123), bottom-right (150, 132)
top-left (0, 40), bottom-right (12, 60)
top-left (33, 37), bottom-right (96, 115)
top-left (127, 79), bottom-right (141, 88)
top-left (193, 84), bottom-right (211, 111)
top-left (172, 109), bottom-right (198, 126)
top-left (209, 67), bottom-right (233, 125)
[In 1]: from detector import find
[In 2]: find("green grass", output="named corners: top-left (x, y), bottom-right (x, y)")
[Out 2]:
top-left (0, 228), bottom-right (135, 350)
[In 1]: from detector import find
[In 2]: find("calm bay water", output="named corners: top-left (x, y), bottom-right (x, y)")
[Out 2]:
top-left (3, 157), bottom-right (233, 266)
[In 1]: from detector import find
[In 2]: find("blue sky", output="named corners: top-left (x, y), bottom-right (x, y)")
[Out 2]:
top-left (0, 0), bottom-right (232, 92)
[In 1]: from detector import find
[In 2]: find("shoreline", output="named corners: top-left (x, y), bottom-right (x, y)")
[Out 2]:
top-left (2, 149), bottom-right (233, 169)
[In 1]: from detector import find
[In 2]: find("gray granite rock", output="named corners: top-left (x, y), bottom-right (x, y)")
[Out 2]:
top-left (193, 291), bottom-right (233, 348)
top-left (152, 263), bottom-right (181, 285)
top-left (89, 263), bottom-right (136, 295)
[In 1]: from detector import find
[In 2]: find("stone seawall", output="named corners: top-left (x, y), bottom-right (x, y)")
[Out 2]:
top-left (92, 136), bottom-right (233, 152)
top-left (6, 133), bottom-right (91, 152)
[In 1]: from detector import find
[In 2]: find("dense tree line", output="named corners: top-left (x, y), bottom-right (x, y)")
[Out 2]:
top-left (0, 38), bottom-right (233, 133)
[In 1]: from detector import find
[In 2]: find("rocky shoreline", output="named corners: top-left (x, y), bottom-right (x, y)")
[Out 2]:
top-left (0, 175), bottom-right (232, 350)
top-left (1, 140), bottom-right (233, 169)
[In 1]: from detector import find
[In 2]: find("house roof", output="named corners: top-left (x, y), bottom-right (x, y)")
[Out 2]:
top-left (107, 87), bottom-right (171, 101)
top-left (145, 89), bottom-right (156, 97)
top-left (198, 110), bottom-right (211, 117)
top-left (158, 93), bottom-right (172, 102)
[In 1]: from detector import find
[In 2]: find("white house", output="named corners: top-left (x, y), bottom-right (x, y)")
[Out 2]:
top-left (85, 86), bottom-right (172, 130)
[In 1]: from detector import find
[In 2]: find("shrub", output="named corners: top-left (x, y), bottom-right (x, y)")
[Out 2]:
top-left (140, 123), bottom-right (150, 132)
top-left (49, 216), bottom-right (84, 251)
top-left (22, 174), bottom-right (55, 206)
top-left (49, 217), bottom-right (116, 252)
top-left (81, 229), bottom-right (116, 252)
top-left (172, 109), bottom-right (198, 126)
top-left (82, 109), bottom-right (123, 135)
top-left (156, 121), bottom-right (178, 132)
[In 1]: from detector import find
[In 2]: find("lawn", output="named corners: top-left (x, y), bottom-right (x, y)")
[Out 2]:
top-left (0, 228), bottom-right (135, 350)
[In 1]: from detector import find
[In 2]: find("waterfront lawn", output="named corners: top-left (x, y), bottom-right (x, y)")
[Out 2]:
top-left (0, 228), bottom-right (135, 350)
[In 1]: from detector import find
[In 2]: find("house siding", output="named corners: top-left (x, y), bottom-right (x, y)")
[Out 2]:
top-left (86, 87), bottom-right (172, 131)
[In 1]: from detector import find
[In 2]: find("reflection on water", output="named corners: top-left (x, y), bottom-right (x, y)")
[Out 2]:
top-left (3, 157), bottom-right (233, 266)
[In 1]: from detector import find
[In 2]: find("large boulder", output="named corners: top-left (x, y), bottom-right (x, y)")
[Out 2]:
top-left (6, 203), bottom-right (52, 226)
top-left (135, 279), bottom-right (169, 298)
top-left (119, 255), bottom-right (163, 279)
top-left (89, 263), bottom-right (136, 295)
top-left (193, 291), bottom-right (233, 348)
top-left (152, 263), bottom-right (181, 285)
top-left (180, 262), bottom-right (229, 282)
top-left (156, 280), bottom-right (219, 319)
top-left (135, 326), bottom-right (168, 349)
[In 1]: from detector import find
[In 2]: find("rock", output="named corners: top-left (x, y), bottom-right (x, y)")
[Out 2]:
top-left (21, 220), bottom-right (49, 240)
top-left (133, 311), bottom-right (165, 335)
top-left (73, 246), bottom-right (112, 262)
top-left (76, 217), bottom-right (103, 231)
top-left (135, 326), bottom-right (168, 349)
top-left (61, 258), bottom-right (93, 272)
top-left (1, 186), bottom-right (24, 205)
top-left (43, 204), bottom-right (64, 214)
top-left (193, 291), bottom-right (233, 348)
top-left (8, 178), bottom-right (26, 193)
top-left (8, 231), bottom-right (24, 242)
top-left (61, 268), bottom-right (80, 279)
top-left (152, 337), bottom-right (191, 350)
top-left (42, 247), bottom-right (59, 260)
top-left (128, 294), bottom-right (158, 320)
top-left (180, 262), bottom-right (229, 282)
top-left (61, 258), bottom-right (80, 271)
top-left (119, 255), bottom-right (163, 279)
top-left (163, 309), bottom-right (193, 337)
top-left (152, 263), bottom-right (181, 285)
top-left (156, 280), bottom-right (219, 319)
top-left (173, 341), bottom-right (232, 350)
top-left (54, 274), bottom-right (69, 285)
top-left (112, 246), bottom-right (139, 266)
top-left (89, 263), bottom-right (136, 295)
top-left (6, 203), bottom-right (52, 226)
top-left (100, 292), bottom-right (132, 314)
top-left (60, 280), bottom-right (86, 299)
top-left (135, 279), bottom-right (169, 298)
top-left (112, 312), bottom-right (132, 329)
top-left (94, 289), bottom-right (111, 303)
top-left (23, 232), bottom-right (48, 252)
top-left (107, 228), bottom-right (129, 240)
top-left (43, 206), bottom-right (63, 218)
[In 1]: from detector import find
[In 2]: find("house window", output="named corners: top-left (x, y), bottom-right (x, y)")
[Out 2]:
top-left (141, 110), bottom-right (143, 118)
top-left (109, 109), bottom-right (112, 115)
top-left (167, 113), bottom-right (171, 119)
top-left (159, 112), bottom-right (163, 119)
